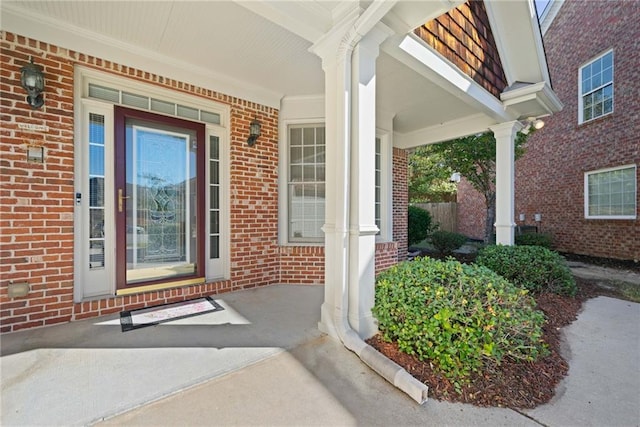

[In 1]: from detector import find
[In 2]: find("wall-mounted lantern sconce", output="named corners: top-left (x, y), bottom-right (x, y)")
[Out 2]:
top-left (20, 57), bottom-right (45, 109)
top-left (247, 117), bottom-right (261, 146)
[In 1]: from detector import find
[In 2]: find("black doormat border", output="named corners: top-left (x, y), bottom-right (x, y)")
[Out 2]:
top-left (120, 296), bottom-right (224, 332)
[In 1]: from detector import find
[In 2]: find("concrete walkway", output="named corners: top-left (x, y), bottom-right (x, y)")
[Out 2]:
top-left (2, 285), bottom-right (639, 426)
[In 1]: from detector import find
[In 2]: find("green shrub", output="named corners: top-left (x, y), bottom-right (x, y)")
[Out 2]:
top-left (476, 245), bottom-right (576, 296)
top-left (373, 257), bottom-right (547, 385)
top-left (430, 230), bottom-right (467, 254)
top-left (515, 233), bottom-right (553, 249)
top-left (408, 206), bottom-right (434, 246)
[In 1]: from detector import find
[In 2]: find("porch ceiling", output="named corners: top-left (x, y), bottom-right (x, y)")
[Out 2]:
top-left (2, 0), bottom-right (552, 143)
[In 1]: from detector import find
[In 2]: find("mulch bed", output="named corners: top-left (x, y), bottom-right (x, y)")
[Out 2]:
top-left (367, 252), bottom-right (630, 409)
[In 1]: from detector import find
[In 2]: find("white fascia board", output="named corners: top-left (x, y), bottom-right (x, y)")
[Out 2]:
top-left (484, 0), bottom-right (551, 87)
top-left (2, 4), bottom-right (283, 108)
top-left (387, 34), bottom-right (513, 123)
top-left (394, 113), bottom-right (496, 149)
top-left (501, 81), bottom-right (563, 117)
top-left (540, 0), bottom-right (565, 35)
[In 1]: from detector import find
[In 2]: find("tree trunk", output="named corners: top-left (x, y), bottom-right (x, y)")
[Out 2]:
top-left (484, 193), bottom-right (496, 244)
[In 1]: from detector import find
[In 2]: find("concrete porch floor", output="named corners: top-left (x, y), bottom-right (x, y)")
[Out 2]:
top-left (2, 284), bottom-right (639, 426)
top-left (1, 285), bottom-right (325, 426)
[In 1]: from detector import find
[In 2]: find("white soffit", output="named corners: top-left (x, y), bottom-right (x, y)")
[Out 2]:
top-left (1, 1), bottom-right (325, 108)
top-left (384, 34), bottom-right (513, 124)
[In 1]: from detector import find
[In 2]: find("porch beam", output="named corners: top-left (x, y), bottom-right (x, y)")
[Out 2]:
top-left (490, 121), bottom-right (523, 245)
top-left (394, 113), bottom-right (495, 149)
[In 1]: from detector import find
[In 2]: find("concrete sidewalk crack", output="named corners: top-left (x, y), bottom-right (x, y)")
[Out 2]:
top-left (511, 408), bottom-right (548, 426)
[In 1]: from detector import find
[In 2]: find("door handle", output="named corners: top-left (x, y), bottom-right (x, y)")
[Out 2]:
top-left (118, 188), bottom-right (130, 212)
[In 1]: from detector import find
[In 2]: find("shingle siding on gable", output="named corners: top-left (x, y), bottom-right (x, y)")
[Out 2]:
top-left (414, 0), bottom-right (507, 98)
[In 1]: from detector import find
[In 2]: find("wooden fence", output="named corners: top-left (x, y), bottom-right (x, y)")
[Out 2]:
top-left (414, 202), bottom-right (457, 233)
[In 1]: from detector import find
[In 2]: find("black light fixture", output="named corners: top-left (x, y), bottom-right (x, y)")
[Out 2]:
top-left (20, 57), bottom-right (45, 109)
top-left (247, 117), bottom-right (261, 146)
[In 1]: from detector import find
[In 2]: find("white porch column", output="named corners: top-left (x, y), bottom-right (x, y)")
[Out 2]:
top-left (311, 19), bottom-right (358, 339)
top-left (490, 121), bottom-right (523, 245)
top-left (348, 26), bottom-right (392, 338)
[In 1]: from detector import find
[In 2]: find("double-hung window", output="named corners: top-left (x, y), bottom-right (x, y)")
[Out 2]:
top-left (288, 125), bottom-right (326, 243)
top-left (285, 125), bottom-right (390, 244)
top-left (585, 165), bottom-right (636, 219)
top-left (579, 50), bottom-right (613, 123)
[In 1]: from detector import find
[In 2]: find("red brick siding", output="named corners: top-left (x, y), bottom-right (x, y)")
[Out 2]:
top-left (279, 246), bottom-right (325, 284)
top-left (375, 242), bottom-right (398, 275)
top-left (393, 148), bottom-right (409, 261)
top-left (229, 105), bottom-right (280, 290)
top-left (514, 1), bottom-right (639, 261)
top-left (415, 0), bottom-right (507, 98)
top-left (1, 33), bottom-right (76, 332)
top-left (456, 178), bottom-right (486, 241)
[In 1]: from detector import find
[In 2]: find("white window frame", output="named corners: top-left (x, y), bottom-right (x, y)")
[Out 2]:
top-left (376, 131), bottom-right (393, 242)
top-left (284, 122), bottom-right (326, 245)
top-left (578, 49), bottom-right (614, 124)
top-left (278, 119), bottom-right (393, 245)
top-left (584, 164), bottom-right (637, 220)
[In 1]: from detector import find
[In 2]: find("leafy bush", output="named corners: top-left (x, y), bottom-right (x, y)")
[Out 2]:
top-left (476, 245), bottom-right (576, 296)
top-left (515, 233), bottom-right (553, 249)
top-left (430, 230), bottom-right (467, 254)
top-left (408, 206), bottom-right (434, 246)
top-left (373, 257), bottom-right (547, 385)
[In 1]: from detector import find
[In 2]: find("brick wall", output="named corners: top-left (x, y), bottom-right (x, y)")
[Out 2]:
top-left (1, 34), bottom-right (77, 331)
top-left (1, 32), bottom-right (410, 332)
top-left (375, 242), bottom-right (398, 274)
top-left (456, 179), bottom-right (486, 241)
top-left (393, 148), bottom-right (408, 261)
top-left (415, 0), bottom-right (507, 98)
top-left (279, 246), bottom-right (325, 284)
top-left (514, 1), bottom-right (639, 261)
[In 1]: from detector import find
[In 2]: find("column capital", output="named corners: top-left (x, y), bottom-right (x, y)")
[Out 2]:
top-left (311, 19), bottom-right (394, 70)
top-left (489, 120), bottom-right (524, 138)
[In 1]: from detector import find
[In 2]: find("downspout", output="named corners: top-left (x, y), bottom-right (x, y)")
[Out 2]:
top-left (331, 0), bottom-right (429, 405)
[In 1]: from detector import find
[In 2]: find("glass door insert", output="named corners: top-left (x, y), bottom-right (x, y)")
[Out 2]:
top-left (115, 107), bottom-right (204, 289)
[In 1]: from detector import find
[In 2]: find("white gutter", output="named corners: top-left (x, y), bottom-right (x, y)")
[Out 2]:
top-left (330, 0), bottom-right (429, 405)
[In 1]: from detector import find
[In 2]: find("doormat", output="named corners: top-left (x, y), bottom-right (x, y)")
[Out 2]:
top-left (120, 296), bottom-right (224, 332)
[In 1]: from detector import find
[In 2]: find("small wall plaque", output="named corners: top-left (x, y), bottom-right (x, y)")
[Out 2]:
top-left (19, 123), bottom-right (49, 132)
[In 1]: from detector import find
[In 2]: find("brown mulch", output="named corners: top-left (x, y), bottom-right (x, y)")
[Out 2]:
top-left (367, 271), bottom-right (627, 409)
